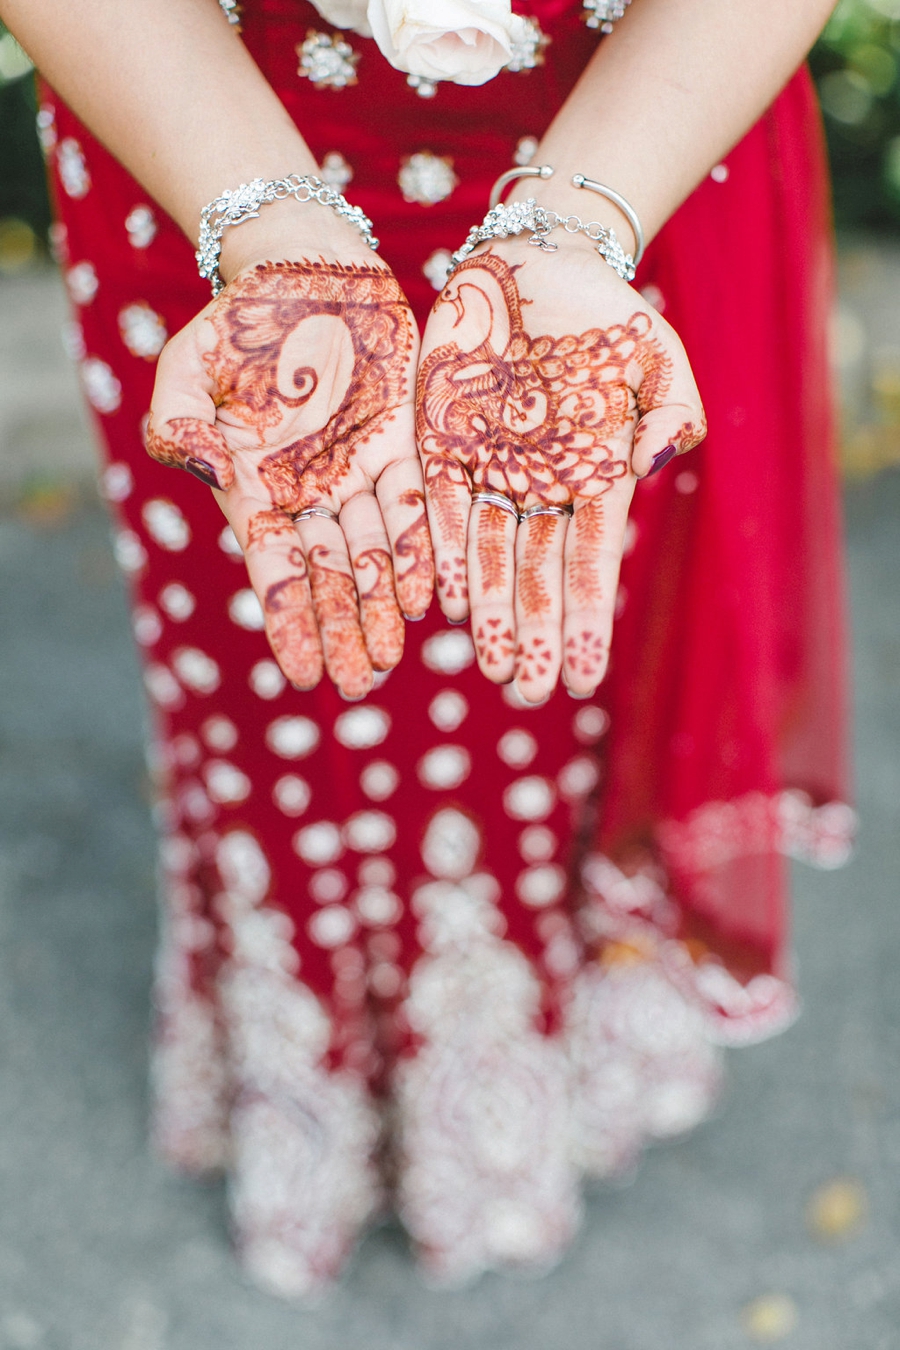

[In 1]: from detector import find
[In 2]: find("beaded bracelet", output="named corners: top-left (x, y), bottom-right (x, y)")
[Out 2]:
top-left (196, 174), bottom-right (379, 296)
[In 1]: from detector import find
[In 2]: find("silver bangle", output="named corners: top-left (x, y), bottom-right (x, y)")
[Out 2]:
top-left (449, 165), bottom-right (642, 283)
top-left (196, 174), bottom-right (379, 297)
top-left (572, 174), bottom-right (644, 269)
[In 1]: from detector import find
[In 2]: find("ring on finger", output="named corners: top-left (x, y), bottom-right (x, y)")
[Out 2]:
top-left (292, 505), bottom-right (339, 523)
top-left (519, 503), bottom-right (574, 521)
top-left (471, 489), bottom-right (519, 521)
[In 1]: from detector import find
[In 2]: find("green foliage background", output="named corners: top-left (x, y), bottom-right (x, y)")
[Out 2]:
top-left (1, 0), bottom-right (899, 251)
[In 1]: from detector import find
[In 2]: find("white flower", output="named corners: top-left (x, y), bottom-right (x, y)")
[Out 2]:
top-left (309, 0), bottom-right (372, 35)
top-left (367, 0), bottom-right (529, 87)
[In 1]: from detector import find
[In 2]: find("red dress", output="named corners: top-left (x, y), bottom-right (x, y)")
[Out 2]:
top-left (42, 0), bottom-right (852, 1297)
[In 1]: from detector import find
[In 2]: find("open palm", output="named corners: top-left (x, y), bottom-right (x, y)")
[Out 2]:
top-left (417, 249), bottom-right (706, 702)
top-left (147, 257), bottom-right (433, 700)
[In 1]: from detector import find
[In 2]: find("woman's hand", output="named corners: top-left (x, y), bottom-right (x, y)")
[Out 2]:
top-left (147, 252), bottom-right (434, 701)
top-left (417, 245), bottom-right (706, 703)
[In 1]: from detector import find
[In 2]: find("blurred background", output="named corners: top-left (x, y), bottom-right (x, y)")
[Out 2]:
top-left (1, 3), bottom-right (899, 1348)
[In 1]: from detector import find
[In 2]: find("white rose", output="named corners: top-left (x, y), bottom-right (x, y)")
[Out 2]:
top-left (309, 0), bottom-right (373, 37)
top-left (367, 0), bottom-right (528, 87)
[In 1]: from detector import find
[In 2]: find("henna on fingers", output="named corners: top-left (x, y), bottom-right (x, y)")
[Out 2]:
top-left (474, 617), bottom-right (516, 671)
top-left (354, 546), bottom-right (404, 670)
top-left (392, 488), bottom-right (433, 618)
top-left (263, 559), bottom-right (323, 690)
top-left (307, 543), bottom-right (372, 699)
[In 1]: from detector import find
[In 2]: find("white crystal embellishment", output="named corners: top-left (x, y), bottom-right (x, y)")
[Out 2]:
top-left (398, 152), bottom-right (458, 207)
top-left (297, 31), bottom-right (360, 89)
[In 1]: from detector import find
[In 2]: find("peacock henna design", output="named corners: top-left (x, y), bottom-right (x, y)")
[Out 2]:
top-left (416, 251), bottom-right (672, 523)
top-left (354, 546), bottom-right (404, 670)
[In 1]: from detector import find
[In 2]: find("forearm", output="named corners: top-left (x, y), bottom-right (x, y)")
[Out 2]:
top-left (525, 0), bottom-right (836, 249)
top-left (0, 0), bottom-right (350, 274)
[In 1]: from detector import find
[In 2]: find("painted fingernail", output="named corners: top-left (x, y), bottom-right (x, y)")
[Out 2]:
top-left (647, 444), bottom-right (677, 478)
top-left (185, 457), bottom-right (221, 490)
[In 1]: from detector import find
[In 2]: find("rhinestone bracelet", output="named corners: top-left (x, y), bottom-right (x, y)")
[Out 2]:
top-left (449, 197), bottom-right (637, 281)
top-left (196, 174), bottom-right (379, 296)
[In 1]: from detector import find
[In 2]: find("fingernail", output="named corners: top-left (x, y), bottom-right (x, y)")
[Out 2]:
top-left (567, 688), bottom-right (596, 700)
top-left (185, 457), bottom-right (221, 489)
top-left (447, 617), bottom-right (468, 627)
top-left (647, 445), bottom-right (677, 478)
top-left (402, 612), bottom-right (426, 622)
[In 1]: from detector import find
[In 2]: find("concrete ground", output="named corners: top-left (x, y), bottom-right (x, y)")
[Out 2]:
top-left (0, 262), bottom-right (898, 1350)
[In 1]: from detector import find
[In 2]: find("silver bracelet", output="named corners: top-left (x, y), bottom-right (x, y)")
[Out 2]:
top-left (196, 174), bottom-right (379, 297)
top-left (449, 165), bottom-right (643, 283)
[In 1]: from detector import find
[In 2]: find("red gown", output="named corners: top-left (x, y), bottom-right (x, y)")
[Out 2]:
top-left (42, 0), bottom-right (853, 1298)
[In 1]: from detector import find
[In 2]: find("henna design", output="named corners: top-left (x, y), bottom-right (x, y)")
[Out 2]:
top-left (474, 618), bottom-right (515, 669)
top-left (567, 500), bottom-right (605, 610)
top-left (354, 546), bottom-right (404, 670)
top-left (437, 556), bottom-right (468, 603)
top-left (515, 635), bottom-right (555, 687)
top-left (205, 260), bottom-right (415, 517)
top-left (565, 630), bottom-right (607, 683)
top-left (417, 253), bottom-right (671, 518)
top-left (307, 543), bottom-right (371, 697)
top-left (245, 510), bottom-right (296, 549)
top-left (476, 507), bottom-right (510, 594)
top-left (264, 568), bottom-right (322, 689)
top-left (393, 488), bottom-right (433, 616)
top-left (517, 513), bottom-right (558, 619)
top-left (146, 417), bottom-right (229, 486)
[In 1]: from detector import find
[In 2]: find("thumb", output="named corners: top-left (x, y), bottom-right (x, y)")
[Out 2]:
top-left (146, 318), bottom-right (235, 491)
top-left (630, 327), bottom-right (707, 480)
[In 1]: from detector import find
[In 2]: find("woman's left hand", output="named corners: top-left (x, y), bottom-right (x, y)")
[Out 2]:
top-left (416, 245), bottom-right (706, 702)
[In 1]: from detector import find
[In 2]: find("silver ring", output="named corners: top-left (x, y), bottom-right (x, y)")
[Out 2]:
top-left (520, 503), bottom-right (574, 521)
top-left (292, 505), bottom-right (339, 523)
top-left (471, 490), bottom-right (520, 521)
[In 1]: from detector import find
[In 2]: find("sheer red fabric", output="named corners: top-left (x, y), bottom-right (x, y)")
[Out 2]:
top-left (41, 0), bottom-right (852, 1295)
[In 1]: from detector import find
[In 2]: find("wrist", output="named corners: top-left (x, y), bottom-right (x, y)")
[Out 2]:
top-left (507, 166), bottom-right (641, 260)
top-left (218, 196), bottom-right (376, 282)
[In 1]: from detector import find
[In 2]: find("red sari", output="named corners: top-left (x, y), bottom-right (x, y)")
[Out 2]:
top-left (42, 0), bottom-right (852, 1297)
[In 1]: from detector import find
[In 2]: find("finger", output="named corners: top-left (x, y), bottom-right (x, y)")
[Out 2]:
top-left (295, 517), bottom-right (373, 701)
top-left (467, 500), bottom-right (518, 684)
top-left (513, 510), bottom-right (567, 703)
top-left (340, 490), bottom-right (405, 673)
top-left (147, 317), bottom-right (235, 491)
top-left (562, 488), bottom-right (633, 696)
top-left (629, 321), bottom-right (707, 480)
top-left (421, 456), bottom-right (472, 623)
top-left (375, 458), bottom-right (434, 621)
top-left (225, 493), bottom-right (324, 690)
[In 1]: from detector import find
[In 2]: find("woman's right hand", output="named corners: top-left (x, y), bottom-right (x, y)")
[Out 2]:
top-left (146, 247), bottom-right (433, 701)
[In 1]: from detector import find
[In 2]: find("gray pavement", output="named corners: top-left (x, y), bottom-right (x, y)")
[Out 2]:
top-left (0, 266), bottom-right (899, 1350)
